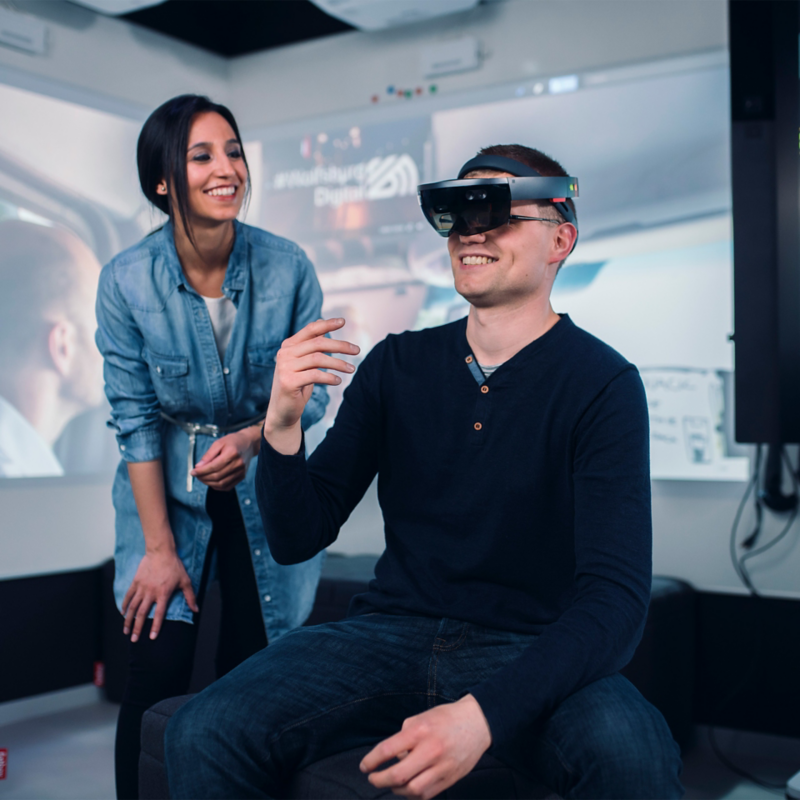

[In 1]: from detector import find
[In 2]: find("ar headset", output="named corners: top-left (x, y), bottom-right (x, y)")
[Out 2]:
top-left (417, 154), bottom-right (579, 247)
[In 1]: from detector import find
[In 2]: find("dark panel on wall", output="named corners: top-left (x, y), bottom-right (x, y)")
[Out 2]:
top-left (694, 591), bottom-right (800, 737)
top-left (0, 568), bottom-right (102, 703)
top-left (730, 0), bottom-right (800, 442)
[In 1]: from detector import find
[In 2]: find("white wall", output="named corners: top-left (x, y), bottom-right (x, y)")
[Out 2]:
top-left (4, 0), bottom-right (794, 598)
top-left (228, 0), bottom-right (726, 130)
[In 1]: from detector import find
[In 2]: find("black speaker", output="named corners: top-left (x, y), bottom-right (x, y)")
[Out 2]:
top-left (730, 0), bottom-right (800, 443)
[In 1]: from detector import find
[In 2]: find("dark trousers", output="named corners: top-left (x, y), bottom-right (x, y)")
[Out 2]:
top-left (165, 614), bottom-right (684, 800)
top-left (115, 488), bottom-right (268, 799)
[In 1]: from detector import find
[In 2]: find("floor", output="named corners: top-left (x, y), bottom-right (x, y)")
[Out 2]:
top-left (0, 687), bottom-right (798, 799)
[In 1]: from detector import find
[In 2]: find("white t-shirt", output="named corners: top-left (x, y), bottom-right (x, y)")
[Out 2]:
top-left (202, 295), bottom-right (237, 360)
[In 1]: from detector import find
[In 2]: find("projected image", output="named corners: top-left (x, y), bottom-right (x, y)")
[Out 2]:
top-left (258, 51), bottom-right (745, 479)
top-left (0, 49), bottom-right (743, 482)
top-left (0, 82), bottom-right (147, 478)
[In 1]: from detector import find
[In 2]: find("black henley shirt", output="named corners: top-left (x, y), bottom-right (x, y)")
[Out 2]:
top-left (256, 314), bottom-right (652, 750)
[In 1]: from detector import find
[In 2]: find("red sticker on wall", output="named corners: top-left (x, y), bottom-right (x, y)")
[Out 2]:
top-left (93, 662), bottom-right (105, 688)
top-left (0, 748), bottom-right (7, 779)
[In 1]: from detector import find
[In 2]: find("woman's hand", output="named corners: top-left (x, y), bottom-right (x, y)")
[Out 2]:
top-left (264, 318), bottom-right (360, 455)
top-left (192, 426), bottom-right (260, 491)
top-left (122, 547), bottom-right (199, 641)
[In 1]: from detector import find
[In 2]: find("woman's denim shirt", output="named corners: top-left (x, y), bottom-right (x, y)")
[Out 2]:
top-left (95, 220), bottom-right (328, 639)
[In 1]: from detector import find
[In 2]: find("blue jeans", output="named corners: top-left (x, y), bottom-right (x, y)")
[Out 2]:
top-left (165, 614), bottom-right (683, 799)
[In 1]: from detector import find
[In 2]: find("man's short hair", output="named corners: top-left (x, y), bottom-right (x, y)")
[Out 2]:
top-left (469, 144), bottom-right (577, 227)
top-left (0, 220), bottom-right (96, 365)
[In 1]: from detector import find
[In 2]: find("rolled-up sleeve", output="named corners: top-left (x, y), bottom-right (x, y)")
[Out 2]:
top-left (293, 251), bottom-right (329, 431)
top-left (95, 263), bottom-right (163, 462)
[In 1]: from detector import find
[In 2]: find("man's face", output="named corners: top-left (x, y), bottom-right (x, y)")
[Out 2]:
top-left (56, 249), bottom-right (105, 410)
top-left (446, 171), bottom-right (573, 309)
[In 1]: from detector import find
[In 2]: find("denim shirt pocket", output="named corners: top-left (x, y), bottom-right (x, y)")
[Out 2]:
top-left (246, 344), bottom-right (280, 409)
top-left (143, 349), bottom-right (190, 412)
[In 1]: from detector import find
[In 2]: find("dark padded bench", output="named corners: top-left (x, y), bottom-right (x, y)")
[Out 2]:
top-left (138, 557), bottom-right (695, 798)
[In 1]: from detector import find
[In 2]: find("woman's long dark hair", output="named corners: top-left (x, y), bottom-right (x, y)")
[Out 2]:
top-left (137, 94), bottom-right (250, 246)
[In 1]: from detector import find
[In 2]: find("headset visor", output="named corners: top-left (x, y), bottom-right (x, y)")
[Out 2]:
top-left (418, 176), bottom-right (578, 238)
top-left (419, 181), bottom-right (512, 237)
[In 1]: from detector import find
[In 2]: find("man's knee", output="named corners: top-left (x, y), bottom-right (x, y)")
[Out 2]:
top-left (544, 676), bottom-right (683, 799)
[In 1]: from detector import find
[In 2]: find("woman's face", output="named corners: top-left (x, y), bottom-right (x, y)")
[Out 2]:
top-left (180, 111), bottom-right (248, 225)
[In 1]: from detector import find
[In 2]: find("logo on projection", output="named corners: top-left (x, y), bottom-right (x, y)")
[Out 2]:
top-left (272, 155), bottom-right (419, 208)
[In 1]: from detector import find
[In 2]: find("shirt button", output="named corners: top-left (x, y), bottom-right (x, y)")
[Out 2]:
top-left (465, 355), bottom-right (474, 364)
top-left (474, 422), bottom-right (482, 431)
top-left (244, 498), bottom-right (251, 505)
top-left (254, 549), bottom-right (261, 556)
top-left (156, 366), bottom-right (162, 373)
top-left (119, 445), bottom-right (126, 451)
top-left (263, 595), bottom-right (272, 603)
top-left (480, 385), bottom-right (489, 394)
top-left (223, 367), bottom-right (230, 375)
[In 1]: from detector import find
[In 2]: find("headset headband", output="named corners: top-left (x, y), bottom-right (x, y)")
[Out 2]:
top-left (457, 154), bottom-right (576, 225)
top-left (458, 154), bottom-right (544, 179)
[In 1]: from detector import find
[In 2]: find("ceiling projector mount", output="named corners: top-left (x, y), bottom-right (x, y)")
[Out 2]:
top-left (67, 0), bottom-right (166, 15)
top-left (308, 0), bottom-right (480, 31)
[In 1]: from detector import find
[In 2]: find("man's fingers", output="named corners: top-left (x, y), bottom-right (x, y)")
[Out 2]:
top-left (397, 768), bottom-right (450, 800)
top-left (291, 353), bottom-right (357, 376)
top-left (281, 317), bottom-right (347, 348)
top-left (361, 731), bottom-right (415, 773)
top-left (284, 335), bottom-right (360, 361)
top-left (367, 747), bottom-right (437, 790)
top-left (277, 369), bottom-right (345, 391)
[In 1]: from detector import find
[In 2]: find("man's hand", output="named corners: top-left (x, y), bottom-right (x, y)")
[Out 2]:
top-left (121, 547), bottom-right (198, 642)
top-left (264, 318), bottom-right (360, 455)
top-left (360, 695), bottom-right (492, 800)
top-left (192, 427), bottom-right (259, 491)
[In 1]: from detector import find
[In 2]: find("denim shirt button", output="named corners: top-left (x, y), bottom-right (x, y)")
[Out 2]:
top-left (120, 445), bottom-right (126, 452)
top-left (254, 549), bottom-right (261, 556)
top-left (244, 498), bottom-right (251, 505)
top-left (263, 594), bottom-right (272, 602)
top-left (223, 367), bottom-right (230, 375)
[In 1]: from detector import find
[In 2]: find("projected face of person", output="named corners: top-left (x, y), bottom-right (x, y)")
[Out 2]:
top-left (48, 252), bottom-right (105, 412)
top-left (0, 222), bottom-right (104, 454)
top-left (447, 171), bottom-right (572, 310)
top-left (158, 111), bottom-right (248, 228)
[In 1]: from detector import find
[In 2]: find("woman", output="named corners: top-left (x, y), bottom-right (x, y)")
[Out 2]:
top-left (95, 95), bottom-right (328, 799)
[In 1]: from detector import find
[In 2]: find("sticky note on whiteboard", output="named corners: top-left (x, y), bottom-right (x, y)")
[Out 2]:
top-left (641, 368), bottom-right (748, 481)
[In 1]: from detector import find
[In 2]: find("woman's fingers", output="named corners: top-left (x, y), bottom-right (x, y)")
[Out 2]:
top-left (131, 595), bottom-right (154, 642)
top-left (149, 596), bottom-right (169, 640)
top-left (194, 438), bottom-right (225, 469)
top-left (193, 446), bottom-right (237, 477)
top-left (180, 573), bottom-right (199, 613)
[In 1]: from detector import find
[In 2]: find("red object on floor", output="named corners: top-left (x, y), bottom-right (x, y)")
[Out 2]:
top-left (93, 661), bottom-right (105, 687)
top-left (0, 748), bottom-right (7, 779)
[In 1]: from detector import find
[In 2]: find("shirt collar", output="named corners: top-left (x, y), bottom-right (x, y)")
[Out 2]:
top-left (158, 219), bottom-right (248, 293)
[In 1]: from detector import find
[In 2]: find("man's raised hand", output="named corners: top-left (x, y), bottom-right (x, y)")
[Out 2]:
top-left (264, 318), bottom-right (359, 454)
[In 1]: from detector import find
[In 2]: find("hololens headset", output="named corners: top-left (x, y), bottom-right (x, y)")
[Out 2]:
top-left (417, 154), bottom-right (579, 247)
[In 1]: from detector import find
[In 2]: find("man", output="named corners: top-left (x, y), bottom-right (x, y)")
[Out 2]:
top-left (165, 145), bottom-right (682, 799)
top-left (0, 220), bottom-right (105, 477)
